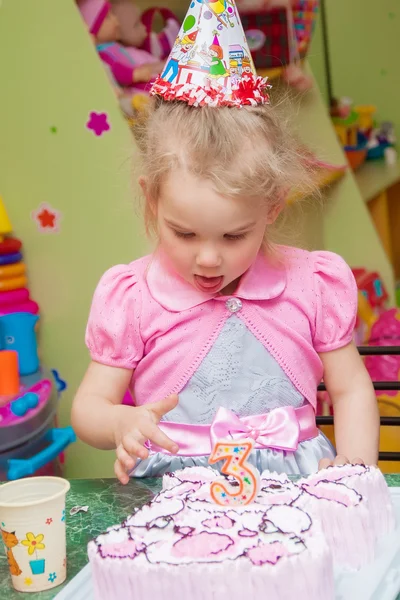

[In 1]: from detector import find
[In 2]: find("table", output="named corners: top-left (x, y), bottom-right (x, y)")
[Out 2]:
top-left (1, 476), bottom-right (400, 599)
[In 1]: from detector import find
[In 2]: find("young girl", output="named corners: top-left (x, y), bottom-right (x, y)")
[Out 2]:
top-left (72, 1), bottom-right (379, 484)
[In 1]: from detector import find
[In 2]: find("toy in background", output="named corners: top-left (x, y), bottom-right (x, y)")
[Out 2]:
top-left (113, 0), bottom-right (180, 62)
top-left (353, 269), bottom-right (400, 392)
top-left (318, 267), bottom-right (400, 473)
top-left (77, 0), bottom-right (179, 121)
top-left (330, 98), bottom-right (397, 171)
top-left (237, 0), bottom-right (318, 91)
top-left (0, 198), bottom-right (75, 481)
top-left (0, 197), bottom-right (38, 316)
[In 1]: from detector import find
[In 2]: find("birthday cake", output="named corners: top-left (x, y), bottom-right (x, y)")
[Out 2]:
top-left (88, 464), bottom-right (395, 600)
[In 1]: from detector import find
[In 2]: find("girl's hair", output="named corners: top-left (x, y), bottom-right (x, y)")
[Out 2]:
top-left (134, 97), bottom-right (316, 240)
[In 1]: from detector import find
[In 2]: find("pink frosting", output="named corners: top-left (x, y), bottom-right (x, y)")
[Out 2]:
top-left (304, 464), bottom-right (367, 486)
top-left (172, 531), bottom-right (233, 559)
top-left (247, 542), bottom-right (289, 566)
top-left (100, 540), bottom-right (139, 559)
top-left (302, 481), bottom-right (361, 507)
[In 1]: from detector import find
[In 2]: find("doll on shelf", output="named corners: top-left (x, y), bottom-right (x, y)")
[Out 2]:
top-left (77, 0), bottom-right (165, 97)
top-left (112, 0), bottom-right (180, 62)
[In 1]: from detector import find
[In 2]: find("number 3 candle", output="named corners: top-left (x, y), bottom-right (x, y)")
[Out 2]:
top-left (208, 439), bottom-right (260, 506)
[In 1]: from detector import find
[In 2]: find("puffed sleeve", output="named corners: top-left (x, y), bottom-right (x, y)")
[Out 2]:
top-left (312, 251), bottom-right (358, 353)
top-left (85, 264), bottom-right (144, 369)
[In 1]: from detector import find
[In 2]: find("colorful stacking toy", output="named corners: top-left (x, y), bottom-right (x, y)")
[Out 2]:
top-left (0, 196), bottom-right (75, 481)
top-left (0, 196), bottom-right (39, 315)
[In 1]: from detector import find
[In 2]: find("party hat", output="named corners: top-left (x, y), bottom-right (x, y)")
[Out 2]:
top-left (151, 0), bottom-right (270, 108)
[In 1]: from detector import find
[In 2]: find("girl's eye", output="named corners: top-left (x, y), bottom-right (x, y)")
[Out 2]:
top-left (224, 233), bottom-right (247, 241)
top-left (174, 231), bottom-right (195, 239)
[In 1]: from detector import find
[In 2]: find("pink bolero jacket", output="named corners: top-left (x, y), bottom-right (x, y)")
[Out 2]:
top-left (86, 246), bottom-right (357, 411)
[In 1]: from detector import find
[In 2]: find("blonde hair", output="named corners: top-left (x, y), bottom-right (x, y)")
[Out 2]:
top-left (134, 97), bottom-right (315, 240)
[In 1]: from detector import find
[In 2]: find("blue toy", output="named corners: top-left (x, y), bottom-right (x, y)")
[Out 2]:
top-left (0, 312), bottom-right (39, 375)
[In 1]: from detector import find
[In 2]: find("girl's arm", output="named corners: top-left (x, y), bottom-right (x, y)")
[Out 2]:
top-left (319, 342), bottom-right (380, 466)
top-left (71, 361), bottom-right (133, 449)
top-left (71, 361), bottom-right (179, 483)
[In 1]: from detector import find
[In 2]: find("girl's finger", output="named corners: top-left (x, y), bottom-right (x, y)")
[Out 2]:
top-left (114, 458), bottom-right (130, 485)
top-left (333, 455), bottom-right (349, 466)
top-left (122, 435), bottom-right (149, 461)
top-left (142, 421), bottom-right (179, 454)
top-left (318, 457), bottom-right (333, 470)
top-left (116, 444), bottom-right (137, 472)
top-left (148, 394), bottom-right (179, 421)
top-left (351, 457), bottom-right (365, 465)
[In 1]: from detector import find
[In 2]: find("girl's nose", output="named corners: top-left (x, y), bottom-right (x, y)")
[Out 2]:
top-left (196, 246), bottom-right (222, 269)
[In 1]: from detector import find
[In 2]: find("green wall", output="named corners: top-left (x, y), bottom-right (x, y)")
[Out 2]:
top-left (309, 0), bottom-right (400, 134)
top-left (0, 0), bottom-right (147, 478)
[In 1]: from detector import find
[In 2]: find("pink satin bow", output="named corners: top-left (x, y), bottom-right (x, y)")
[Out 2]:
top-left (210, 406), bottom-right (300, 452)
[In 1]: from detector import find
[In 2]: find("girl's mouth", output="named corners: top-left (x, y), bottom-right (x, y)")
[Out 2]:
top-left (194, 275), bottom-right (224, 293)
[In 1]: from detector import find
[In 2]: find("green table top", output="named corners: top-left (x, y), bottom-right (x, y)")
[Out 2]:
top-left (1, 475), bottom-right (399, 599)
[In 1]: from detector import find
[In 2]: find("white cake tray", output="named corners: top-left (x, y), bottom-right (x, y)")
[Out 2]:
top-left (55, 488), bottom-right (400, 600)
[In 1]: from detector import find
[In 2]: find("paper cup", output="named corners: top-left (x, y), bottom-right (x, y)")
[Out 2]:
top-left (0, 476), bottom-right (70, 593)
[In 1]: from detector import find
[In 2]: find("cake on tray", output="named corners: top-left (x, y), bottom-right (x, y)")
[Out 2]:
top-left (88, 464), bottom-right (395, 600)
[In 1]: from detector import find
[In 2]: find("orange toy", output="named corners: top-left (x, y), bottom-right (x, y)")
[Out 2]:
top-left (0, 263), bottom-right (26, 279)
top-left (0, 350), bottom-right (19, 397)
top-left (0, 275), bottom-right (28, 292)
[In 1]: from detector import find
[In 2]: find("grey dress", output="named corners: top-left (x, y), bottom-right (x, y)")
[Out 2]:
top-left (133, 316), bottom-right (335, 477)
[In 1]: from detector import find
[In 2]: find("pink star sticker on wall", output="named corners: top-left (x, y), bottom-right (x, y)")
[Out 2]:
top-left (86, 111), bottom-right (111, 136)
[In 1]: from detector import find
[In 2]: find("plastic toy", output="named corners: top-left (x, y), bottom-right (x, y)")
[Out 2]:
top-left (331, 99), bottom-right (396, 170)
top-left (352, 268), bottom-right (388, 310)
top-left (0, 275), bottom-right (28, 292)
top-left (6, 427), bottom-right (76, 481)
top-left (0, 376), bottom-right (76, 481)
top-left (0, 379), bottom-right (51, 427)
top-left (365, 309), bottom-right (400, 393)
top-left (0, 199), bottom-right (39, 314)
top-left (0, 263), bottom-right (26, 279)
top-left (0, 195), bottom-right (13, 241)
top-left (0, 313), bottom-right (40, 376)
top-left (0, 252), bottom-right (23, 266)
top-left (0, 288), bottom-right (29, 306)
top-left (0, 198), bottom-right (74, 480)
top-left (0, 300), bottom-right (39, 315)
top-left (0, 350), bottom-right (19, 397)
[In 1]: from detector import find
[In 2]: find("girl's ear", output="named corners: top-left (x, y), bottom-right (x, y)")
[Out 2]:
top-left (266, 188), bottom-right (289, 224)
top-left (139, 176), bottom-right (148, 197)
top-left (139, 176), bottom-right (157, 215)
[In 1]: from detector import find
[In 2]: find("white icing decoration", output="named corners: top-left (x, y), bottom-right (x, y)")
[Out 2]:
top-left (126, 498), bottom-right (185, 527)
top-left (263, 505), bottom-right (312, 535)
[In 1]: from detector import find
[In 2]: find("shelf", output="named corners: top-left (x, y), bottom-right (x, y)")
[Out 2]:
top-left (354, 158), bottom-right (400, 203)
top-left (257, 66), bottom-right (285, 81)
top-left (287, 163), bottom-right (346, 204)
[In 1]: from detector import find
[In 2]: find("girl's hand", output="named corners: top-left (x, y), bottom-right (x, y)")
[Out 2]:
top-left (113, 394), bottom-right (179, 484)
top-left (318, 456), bottom-right (365, 470)
top-left (133, 62), bottom-right (164, 83)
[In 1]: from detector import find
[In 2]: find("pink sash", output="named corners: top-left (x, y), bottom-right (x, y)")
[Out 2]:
top-left (154, 404), bottom-right (318, 457)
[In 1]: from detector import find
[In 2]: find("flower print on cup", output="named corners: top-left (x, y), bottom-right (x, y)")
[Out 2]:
top-left (21, 532), bottom-right (46, 575)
